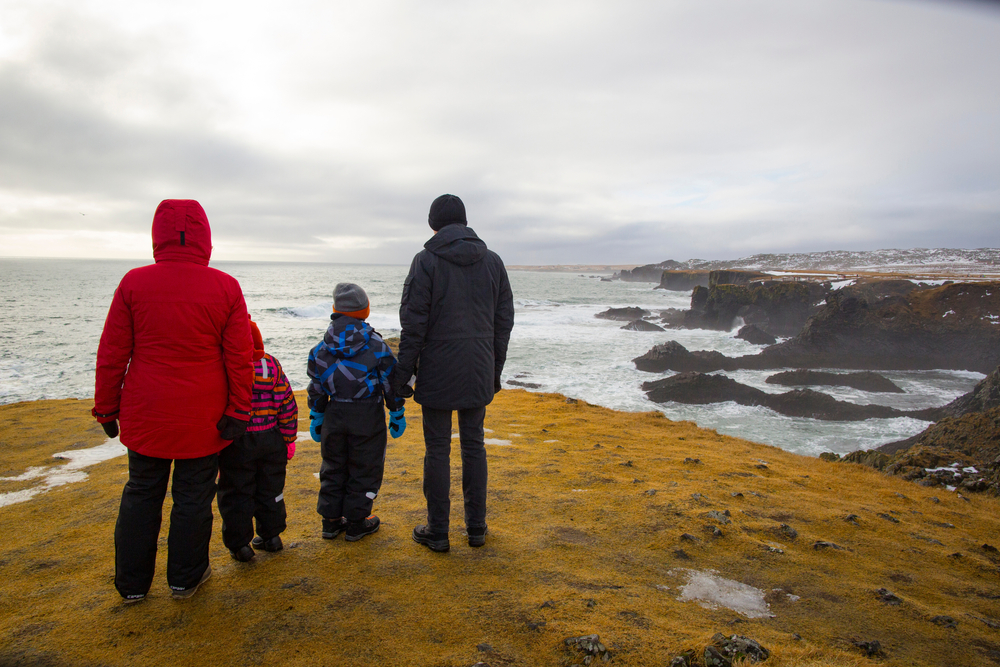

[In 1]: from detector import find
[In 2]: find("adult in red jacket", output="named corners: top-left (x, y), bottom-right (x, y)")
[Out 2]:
top-left (93, 199), bottom-right (254, 602)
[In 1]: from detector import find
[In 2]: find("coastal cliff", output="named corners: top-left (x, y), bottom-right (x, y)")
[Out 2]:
top-left (2, 392), bottom-right (999, 666)
top-left (636, 281), bottom-right (1000, 374)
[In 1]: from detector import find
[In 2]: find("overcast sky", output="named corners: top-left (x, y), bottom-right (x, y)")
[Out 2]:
top-left (0, 0), bottom-right (998, 265)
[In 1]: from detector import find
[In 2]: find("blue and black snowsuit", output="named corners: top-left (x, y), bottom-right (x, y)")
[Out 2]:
top-left (307, 314), bottom-right (403, 523)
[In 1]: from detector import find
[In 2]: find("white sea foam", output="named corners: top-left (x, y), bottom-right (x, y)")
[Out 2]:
top-left (672, 569), bottom-right (773, 618)
top-left (0, 439), bottom-right (127, 508)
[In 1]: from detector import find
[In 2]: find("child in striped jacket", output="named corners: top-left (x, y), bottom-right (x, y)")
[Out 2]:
top-left (217, 317), bottom-right (299, 562)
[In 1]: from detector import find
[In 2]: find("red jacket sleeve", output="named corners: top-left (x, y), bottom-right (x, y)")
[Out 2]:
top-left (93, 284), bottom-right (134, 422)
top-left (221, 288), bottom-right (254, 421)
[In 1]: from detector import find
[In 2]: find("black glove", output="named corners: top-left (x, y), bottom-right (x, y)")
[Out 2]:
top-left (101, 420), bottom-right (119, 438)
top-left (217, 415), bottom-right (249, 441)
top-left (494, 374), bottom-right (502, 394)
top-left (392, 367), bottom-right (415, 398)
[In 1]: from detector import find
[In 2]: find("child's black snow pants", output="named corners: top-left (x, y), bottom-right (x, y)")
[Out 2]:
top-left (217, 428), bottom-right (288, 551)
top-left (317, 400), bottom-right (387, 523)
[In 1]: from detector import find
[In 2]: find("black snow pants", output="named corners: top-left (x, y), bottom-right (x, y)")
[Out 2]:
top-left (317, 400), bottom-right (387, 523)
top-left (114, 450), bottom-right (218, 598)
top-left (217, 428), bottom-right (288, 551)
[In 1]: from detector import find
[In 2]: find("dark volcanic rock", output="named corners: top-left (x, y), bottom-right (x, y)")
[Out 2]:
top-left (765, 369), bottom-right (904, 393)
top-left (635, 281), bottom-right (1000, 374)
top-left (682, 280), bottom-right (828, 336)
top-left (641, 372), bottom-right (915, 421)
top-left (935, 365), bottom-right (1000, 418)
top-left (616, 262), bottom-right (673, 282)
top-left (709, 270), bottom-right (770, 287)
top-left (596, 306), bottom-right (650, 321)
top-left (621, 319), bottom-right (665, 332)
top-left (633, 341), bottom-right (738, 373)
top-left (657, 270), bottom-right (710, 292)
top-left (736, 325), bottom-right (777, 346)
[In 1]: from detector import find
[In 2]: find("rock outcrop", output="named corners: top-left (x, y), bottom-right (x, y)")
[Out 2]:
top-left (596, 306), bottom-right (650, 321)
top-left (675, 279), bottom-right (828, 337)
top-left (641, 372), bottom-right (920, 421)
top-left (621, 319), bottom-right (665, 332)
top-left (636, 281), bottom-right (1000, 374)
top-left (708, 270), bottom-right (770, 287)
top-left (765, 370), bottom-right (904, 393)
top-left (616, 262), bottom-right (674, 282)
top-left (838, 367), bottom-right (1000, 495)
top-left (736, 325), bottom-right (777, 346)
top-left (656, 270), bottom-right (710, 292)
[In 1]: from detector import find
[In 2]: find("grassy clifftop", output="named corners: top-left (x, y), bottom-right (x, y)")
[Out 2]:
top-left (1, 391), bottom-right (998, 666)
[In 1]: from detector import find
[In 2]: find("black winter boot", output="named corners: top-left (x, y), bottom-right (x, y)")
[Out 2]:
top-left (251, 535), bottom-right (283, 552)
top-left (413, 525), bottom-right (450, 552)
top-left (322, 517), bottom-right (346, 539)
top-left (345, 515), bottom-right (380, 542)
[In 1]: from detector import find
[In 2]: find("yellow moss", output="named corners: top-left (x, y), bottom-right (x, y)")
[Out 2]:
top-left (0, 390), bottom-right (998, 666)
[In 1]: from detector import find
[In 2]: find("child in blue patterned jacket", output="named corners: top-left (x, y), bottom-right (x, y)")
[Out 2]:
top-left (306, 283), bottom-right (405, 542)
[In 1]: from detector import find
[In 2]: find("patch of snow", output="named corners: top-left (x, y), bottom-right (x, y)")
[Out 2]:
top-left (673, 569), bottom-right (773, 618)
top-left (829, 280), bottom-right (856, 290)
top-left (963, 466), bottom-right (978, 474)
top-left (296, 431), bottom-right (313, 441)
top-left (943, 310), bottom-right (956, 317)
top-left (485, 438), bottom-right (513, 446)
top-left (946, 485), bottom-right (957, 492)
top-left (0, 439), bottom-right (127, 508)
top-left (543, 439), bottom-right (560, 443)
top-left (572, 489), bottom-right (588, 492)
top-left (509, 433), bottom-right (522, 438)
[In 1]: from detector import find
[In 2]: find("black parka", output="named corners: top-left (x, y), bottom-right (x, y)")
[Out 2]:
top-left (397, 224), bottom-right (514, 410)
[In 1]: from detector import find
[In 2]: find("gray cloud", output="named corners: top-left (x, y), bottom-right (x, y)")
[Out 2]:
top-left (0, 0), bottom-right (998, 264)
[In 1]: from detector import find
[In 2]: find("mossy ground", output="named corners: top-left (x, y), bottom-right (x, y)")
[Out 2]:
top-left (1, 392), bottom-right (999, 666)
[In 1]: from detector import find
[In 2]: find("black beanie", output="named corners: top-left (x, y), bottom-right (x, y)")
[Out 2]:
top-left (428, 194), bottom-right (467, 231)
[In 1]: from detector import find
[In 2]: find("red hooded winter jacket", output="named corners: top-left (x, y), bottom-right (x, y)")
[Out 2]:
top-left (93, 200), bottom-right (254, 459)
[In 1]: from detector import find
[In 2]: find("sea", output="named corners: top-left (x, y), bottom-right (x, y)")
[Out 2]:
top-left (0, 258), bottom-right (984, 458)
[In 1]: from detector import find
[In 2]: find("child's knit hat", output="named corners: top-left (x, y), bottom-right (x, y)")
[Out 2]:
top-left (333, 283), bottom-right (370, 320)
top-left (248, 317), bottom-right (265, 361)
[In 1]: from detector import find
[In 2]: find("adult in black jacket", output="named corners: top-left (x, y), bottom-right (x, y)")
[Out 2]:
top-left (395, 194), bottom-right (514, 552)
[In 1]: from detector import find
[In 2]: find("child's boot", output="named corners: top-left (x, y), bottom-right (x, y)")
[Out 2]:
top-left (345, 515), bottom-right (380, 542)
top-left (322, 517), bottom-right (346, 539)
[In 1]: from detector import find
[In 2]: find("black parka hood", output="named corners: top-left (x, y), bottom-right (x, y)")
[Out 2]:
top-left (424, 224), bottom-right (487, 267)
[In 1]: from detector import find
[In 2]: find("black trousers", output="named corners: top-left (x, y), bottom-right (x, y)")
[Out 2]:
top-left (114, 450), bottom-right (217, 597)
top-left (421, 405), bottom-right (487, 534)
top-left (317, 400), bottom-right (387, 523)
top-left (217, 428), bottom-right (288, 551)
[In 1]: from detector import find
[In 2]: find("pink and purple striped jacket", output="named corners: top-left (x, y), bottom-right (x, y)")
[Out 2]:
top-left (249, 352), bottom-right (298, 444)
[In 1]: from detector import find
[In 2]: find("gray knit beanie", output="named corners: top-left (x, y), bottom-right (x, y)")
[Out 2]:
top-left (333, 283), bottom-right (370, 317)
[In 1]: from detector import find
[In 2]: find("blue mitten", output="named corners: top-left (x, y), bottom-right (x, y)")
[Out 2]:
top-left (388, 408), bottom-right (406, 439)
top-left (309, 409), bottom-right (324, 442)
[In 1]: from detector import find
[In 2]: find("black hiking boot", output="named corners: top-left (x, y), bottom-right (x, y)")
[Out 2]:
top-left (345, 515), bottom-right (380, 542)
top-left (251, 535), bottom-right (283, 552)
top-left (467, 526), bottom-right (487, 548)
top-left (230, 545), bottom-right (256, 562)
top-left (413, 525), bottom-right (450, 552)
top-left (322, 517), bottom-right (346, 539)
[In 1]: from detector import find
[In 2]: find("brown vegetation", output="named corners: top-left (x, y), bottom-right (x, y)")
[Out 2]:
top-left (1, 392), bottom-right (999, 666)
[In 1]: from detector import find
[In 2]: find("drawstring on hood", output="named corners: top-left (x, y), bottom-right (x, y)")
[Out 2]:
top-left (152, 199), bottom-right (212, 266)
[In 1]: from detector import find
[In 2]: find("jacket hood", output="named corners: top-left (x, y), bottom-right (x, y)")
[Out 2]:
top-left (325, 314), bottom-right (373, 358)
top-left (424, 224), bottom-right (487, 267)
top-left (152, 199), bottom-right (212, 265)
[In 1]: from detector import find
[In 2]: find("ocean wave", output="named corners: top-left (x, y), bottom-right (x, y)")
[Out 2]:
top-left (282, 303), bottom-right (334, 319)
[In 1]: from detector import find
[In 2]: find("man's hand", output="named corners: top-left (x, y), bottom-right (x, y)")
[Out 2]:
top-left (216, 415), bottom-right (249, 441)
